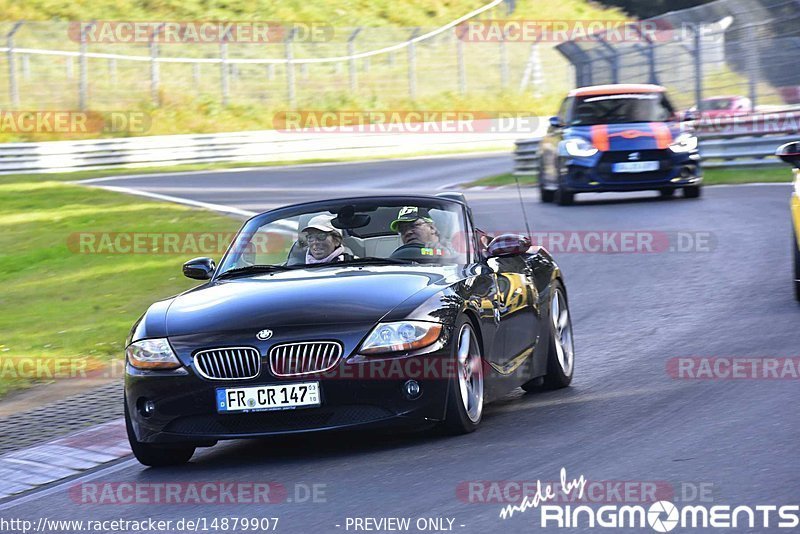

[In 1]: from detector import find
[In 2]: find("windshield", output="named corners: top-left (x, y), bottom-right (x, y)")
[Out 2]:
top-left (216, 198), bottom-right (469, 276)
top-left (569, 92), bottom-right (674, 126)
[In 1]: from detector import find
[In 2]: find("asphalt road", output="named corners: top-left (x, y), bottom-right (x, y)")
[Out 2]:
top-left (4, 155), bottom-right (798, 533)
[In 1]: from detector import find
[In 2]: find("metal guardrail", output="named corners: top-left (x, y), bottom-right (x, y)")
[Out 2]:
top-left (0, 128), bottom-right (526, 174)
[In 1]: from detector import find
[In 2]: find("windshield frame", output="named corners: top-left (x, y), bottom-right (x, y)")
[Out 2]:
top-left (213, 195), bottom-right (473, 279)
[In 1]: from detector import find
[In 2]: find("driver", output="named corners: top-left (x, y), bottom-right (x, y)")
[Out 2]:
top-left (390, 206), bottom-right (451, 256)
top-left (301, 214), bottom-right (353, 264)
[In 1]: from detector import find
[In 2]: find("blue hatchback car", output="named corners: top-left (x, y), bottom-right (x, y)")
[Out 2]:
top-left (539, 84), bottom-right (702, 205)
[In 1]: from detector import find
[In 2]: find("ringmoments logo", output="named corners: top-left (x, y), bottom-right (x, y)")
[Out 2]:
top-left (498, 468), bottom-right (799, 531)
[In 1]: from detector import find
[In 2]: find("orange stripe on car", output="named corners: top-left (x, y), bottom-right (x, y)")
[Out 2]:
top-left (591, 124), bottom-right (610, 151)
top-left (649, 122), bottom-right (673, 149)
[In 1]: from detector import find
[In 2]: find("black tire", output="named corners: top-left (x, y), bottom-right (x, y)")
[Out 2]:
top-left (540, 183), bottom-right (555, 203)
top-left (554, 186), bottom-right (574, 206)
top-left (659, 189), bottom-right (676, 198)
top-left (683, 185), bottom-right (702, 198)
top-left (524, 280), bottom-right (574, 391)
top-left (442, 317), bottom-right (484, 434)
top-left (539, 157), bottom-right (555, 203)
top-left (794, 230), bottom-right (800, 302)
top-left (125, 400), bottom-right (195, 467)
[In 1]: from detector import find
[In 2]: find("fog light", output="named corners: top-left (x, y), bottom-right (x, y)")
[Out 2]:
top-left (403, 380), bottom-right (422, 400)
top-left (139, 399), bottom-right (155, 417)
top-left (681, 166), bottom-right (694, 179)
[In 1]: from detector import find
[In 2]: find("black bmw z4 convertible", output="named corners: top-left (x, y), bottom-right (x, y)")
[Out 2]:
top-left (124, 193), bottom-right (575, 466)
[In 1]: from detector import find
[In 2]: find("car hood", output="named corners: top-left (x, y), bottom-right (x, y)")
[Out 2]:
top-left (567, 122), bottom-right (679, 151)
top-left (159, 265), bottom-right (460, 337)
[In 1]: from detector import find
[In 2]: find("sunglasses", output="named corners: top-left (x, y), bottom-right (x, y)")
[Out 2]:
top-left (397, 220), bottom-right (430, 232)
top-left (306, 232), bottom-right (334, 243)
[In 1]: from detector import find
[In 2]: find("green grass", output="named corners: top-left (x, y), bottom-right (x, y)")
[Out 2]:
top-left (466, 166), bottom-right (793, 188)
top-left (0, 175), bottom-right (241, 397)
top-left (0, 0), bottom-right (624, 141)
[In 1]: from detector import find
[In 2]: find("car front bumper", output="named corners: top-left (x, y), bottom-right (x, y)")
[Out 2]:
top-left (560, 150), bottom-right (702, 192)
top-left (125, 348), bottom-right (453, 444)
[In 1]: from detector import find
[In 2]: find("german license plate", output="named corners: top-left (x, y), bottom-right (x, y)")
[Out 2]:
top-left (613, 161), bottom-right (660, 173)
top-left (216, 382), bottom-right (320, 413)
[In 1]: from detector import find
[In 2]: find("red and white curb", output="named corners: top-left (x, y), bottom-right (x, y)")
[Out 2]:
top-left (0, 419), bottom-right (129, 500)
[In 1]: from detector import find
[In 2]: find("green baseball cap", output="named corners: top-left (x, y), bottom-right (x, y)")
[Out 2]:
top-left (390, 206), bottom-right (434, 233)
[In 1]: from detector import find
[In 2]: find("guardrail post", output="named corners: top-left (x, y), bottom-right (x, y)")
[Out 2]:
top-left (348, 28), bottom-right (362, 92)
top-left (108, 58), bottom-right (117, 86)
top-left (6, 21), bottom-right (24, 108)
top-left (21, 54), bottom-right (30, 80)
top-left (519, 43), bottom-right (542, 94)
top-left (499, 28), bottom-right (509, 89)
top-left (79, 22), bottom-right (94, 111)
top-left (149, 23), bottom-right (164, 107)
top-left (455, 26), bottom-right (467, 95)
top-left (593, 35), bottom-right (618, 84)
top-left (745, 23), bottom-right (758, 109)
top-left (220, 27), bottom-right (231, 106)
top-left (407, 28), bottom-right (420, 100)
top-left (285, 28), bottom-right (297, 107)
top-left (266, 63), bottom-right (275, 81)
top-left (693, 25), bottom-right (703, 111)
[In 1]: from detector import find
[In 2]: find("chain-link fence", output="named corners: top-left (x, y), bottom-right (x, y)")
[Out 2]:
top-left (0, 21), bottom-right (572, 111)
top-left (555, 0), bottom-right (800, 112)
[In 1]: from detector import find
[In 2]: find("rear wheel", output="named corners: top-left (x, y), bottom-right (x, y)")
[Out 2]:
top-left (683, 185), bottom-right (702, 198)
top-left (540, 183), bottom-right (555, 203)
top-left (539, 157), bottom-right (555, 203)
top-left (442, 318), bottom-right (484, 434)
top-left (125, 400), bottom-right (195, 467)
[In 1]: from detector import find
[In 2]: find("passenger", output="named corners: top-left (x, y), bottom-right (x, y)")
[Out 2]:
top-left (301, 215), bottom-right (353, 264)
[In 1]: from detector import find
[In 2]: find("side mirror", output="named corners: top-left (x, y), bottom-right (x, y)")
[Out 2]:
top-left (183, 257), bottom-right (215, 280)
top-left (487, 234), bottom-right (532, 258)
top-left (548, 116), bottom-right (563, 128)
top-left (776, 142), bottom-right (800, 167)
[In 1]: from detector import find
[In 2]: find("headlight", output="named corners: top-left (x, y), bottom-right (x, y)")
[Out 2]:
top-left (360, 321), bottom-right (443, 355)
top-left (126, 338), bottom-right (181, 370)
top-left (564, 138), bottom-right (599, 157)
top-left (669, 133), bottom-right (698, 153)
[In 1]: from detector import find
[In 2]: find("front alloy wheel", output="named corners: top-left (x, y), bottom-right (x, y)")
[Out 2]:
top-left (443, 319), bottom-right (484, 434)
top-left (544, 282), bottom-right (574, 388)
